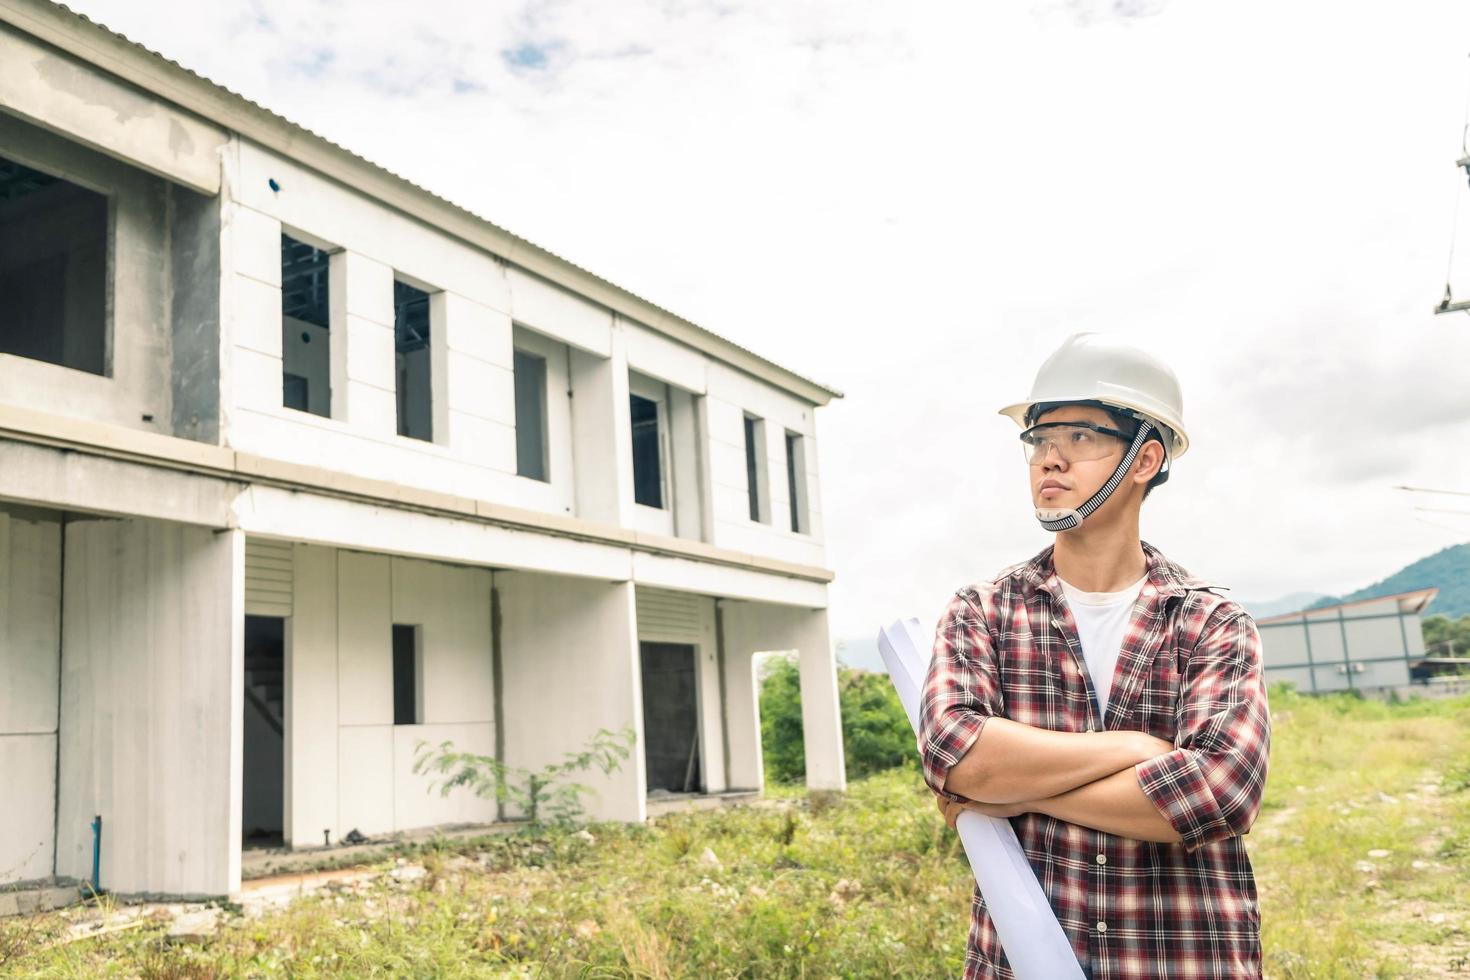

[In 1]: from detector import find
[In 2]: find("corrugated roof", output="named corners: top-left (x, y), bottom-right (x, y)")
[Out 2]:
top-left (1256, 587), bottom-right (1439, 625)
top-left (11, 0), bottom-right (842, 402)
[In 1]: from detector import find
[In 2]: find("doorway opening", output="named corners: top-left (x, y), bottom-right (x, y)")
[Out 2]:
top-left (640, 642), bottom-right (702, 794)
top-left (243, 615), bottom-right (285, 848)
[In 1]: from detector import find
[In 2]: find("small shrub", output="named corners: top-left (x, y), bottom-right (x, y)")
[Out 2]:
top-left (414, 726), bottom-right (636, 826)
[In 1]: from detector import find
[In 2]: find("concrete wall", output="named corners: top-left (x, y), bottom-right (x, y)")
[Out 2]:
top-left (498, 572), bottom-right (646, 821)
top-left (720, 600), bottom-right (845, 794)
top-left (0, 505), bottom-right (62, 885)
top-left (55, 518), bottom-right (244, 897)
top-left (282, 544), bottom-right (497, 846)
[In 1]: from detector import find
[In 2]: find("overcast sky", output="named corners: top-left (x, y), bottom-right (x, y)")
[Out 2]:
top-left (68, 0), bottom-right (1470, 645)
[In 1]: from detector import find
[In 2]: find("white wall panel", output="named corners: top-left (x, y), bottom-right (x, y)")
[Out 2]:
top-left (625, 323), bottom-right (707, 394)
top-left (390, 557), bottom-right (494, 725)
top-left (447, 354), bottom-right (515, 425)
top-left (440, 292), bottom-right (512, 368)
top-left (344, 316), bottom-right (396, 393)
top-left (336, 252), bottom-right (392, 327)
top-left (337, 551), bottom-right (392, 726)
top-left (234, 483), bottom-right (635, 582)
top-left (230, 206), bottom-right (283, 288)
top-left (56, 519), bottom-right (243, 896)
top-left (506, 267), bottom-right (613, 356)
top-left (448, 411), bottom-right (517, 475)
top-left (232, 274), bottom-right (284, 358)
top-left (392, 723), bottom-right (498, 830)
top-left (338, 725), bottom-right (394, 837)
top-left (237, 141), bottom-right (511, 314)
top-left (632, 552), bottom-right (828, 608)
top-left (498, 573), bottom-right (644, 821)
top-left (0, 734), bottom-right (56, 884)
top-left (0, 509), bottom-right (61, 734)
top-left (285, 543), bottom-right (338, 847)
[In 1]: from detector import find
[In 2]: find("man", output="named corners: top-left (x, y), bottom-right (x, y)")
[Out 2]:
top-left (918, 333), bottom-right (1270, 979)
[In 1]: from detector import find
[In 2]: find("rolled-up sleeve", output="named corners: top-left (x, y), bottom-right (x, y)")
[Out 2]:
top-left (918, 590), bottom-right (1004, 802)
top-left (1135, 608), bottom-right (1271, 852)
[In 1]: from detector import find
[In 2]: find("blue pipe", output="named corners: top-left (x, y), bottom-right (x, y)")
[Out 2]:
top-left (90, 815), bottom-right (102, 895)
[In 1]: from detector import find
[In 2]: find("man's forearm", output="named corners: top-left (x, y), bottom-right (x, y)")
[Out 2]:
top-left (942, 717), bottom-right (1172, 804)
top-left (1032, 767), bottom-right (1182, 844)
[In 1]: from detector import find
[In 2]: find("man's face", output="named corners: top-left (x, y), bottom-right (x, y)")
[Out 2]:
top-left (1024, 405), bottom-right (1132, 512)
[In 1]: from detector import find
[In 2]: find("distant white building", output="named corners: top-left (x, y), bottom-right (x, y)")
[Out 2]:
top-left (1256, 588), bottom-right (1436, 694)
top-left (0, 0), bottom-right (845, 901)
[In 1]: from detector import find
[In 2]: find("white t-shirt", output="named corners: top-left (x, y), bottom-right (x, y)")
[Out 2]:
top-left (1058, 574), bottom-right (1148, 719)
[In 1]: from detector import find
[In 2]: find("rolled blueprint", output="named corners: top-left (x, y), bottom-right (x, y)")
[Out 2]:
top-left (879, 617), bottom-right (1085, 980)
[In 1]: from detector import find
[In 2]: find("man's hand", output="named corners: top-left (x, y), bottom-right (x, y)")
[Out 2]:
top-left (935, 792), bottom-right (1031, 829)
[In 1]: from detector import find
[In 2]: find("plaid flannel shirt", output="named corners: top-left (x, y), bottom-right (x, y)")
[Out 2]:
top-left (919, 541), bottom-right (1270, 980)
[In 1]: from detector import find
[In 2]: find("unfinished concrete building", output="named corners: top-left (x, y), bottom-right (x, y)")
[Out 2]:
top-left (0, 0), bottom-right (845, 902)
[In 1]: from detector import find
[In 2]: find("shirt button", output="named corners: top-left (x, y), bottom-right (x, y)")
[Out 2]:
top-left (1096, 854), bottom-right (1107, 865)
top-left (1096, 921), bottom-right (1108, 933)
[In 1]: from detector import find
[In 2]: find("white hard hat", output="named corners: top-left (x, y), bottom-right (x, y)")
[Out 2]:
top-left (998, 333), bottom-right (1189, 458)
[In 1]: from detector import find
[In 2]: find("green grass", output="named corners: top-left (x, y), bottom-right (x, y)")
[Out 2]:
top-left (1250, 687), bottom-right (1470, 979)
top-left (2, 686), bottom-right (1466, 978)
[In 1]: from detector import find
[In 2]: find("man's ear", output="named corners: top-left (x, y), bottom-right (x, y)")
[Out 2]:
top-left (1133, 440), bottom-right (1165, 485)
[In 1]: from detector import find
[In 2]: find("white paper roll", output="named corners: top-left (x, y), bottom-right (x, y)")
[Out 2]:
top-left (879, 617), bottom-right (1086, 980)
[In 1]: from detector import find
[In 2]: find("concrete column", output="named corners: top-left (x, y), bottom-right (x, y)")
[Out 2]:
top-left (719, 600), bottom-right (846, 798)
top-left (438, 291), bottom-right (516, 473)
top-left (329, 250), bottom-right (396, 433)
top-left (717, 636), bottom-right (763, 792)
top-left (284, 543), bottom-right (339, 848)
top-left (497, 572), bottom-right (646, 822)
top-left (793, 607), bottom-right (845, 794)
top-left (569, 322), bottom-right (635, 526)
top-left (0, 506), bottom-right (63, 885)
top-left (56, 518), bottom-right (245, 898)
top-left (221, 201), bottom-right (284, 418)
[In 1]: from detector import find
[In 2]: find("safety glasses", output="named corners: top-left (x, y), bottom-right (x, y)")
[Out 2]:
top-left (1019, 421), bottom-right (1134, 466)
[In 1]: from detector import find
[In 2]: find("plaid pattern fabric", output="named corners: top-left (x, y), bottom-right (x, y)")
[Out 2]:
top-left (919, 541), bottom-right (1270, 980)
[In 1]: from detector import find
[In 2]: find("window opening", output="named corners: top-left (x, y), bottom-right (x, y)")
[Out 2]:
top-left (242, 615), bottom-right (285, 848)
top-left (392, 623), bottom-right (422, 726)
top-left (514, 348), bottom-right (549, 480)
top-left (0, 155), bottom-right (107, 375)
top-left (280, 234), bottom-right (331, 417)
top-left (785, 431), bottom-right (807, 534)
top-left (631, 393), bottom-right (664, 508)
top-left (743, 413), bottom-right (768, 523)
top-left (394, 280), bottom-right (433, 441)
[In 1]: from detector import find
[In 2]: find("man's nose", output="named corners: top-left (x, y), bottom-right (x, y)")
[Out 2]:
top-left (1041, 443), bottom-right (1068, 471)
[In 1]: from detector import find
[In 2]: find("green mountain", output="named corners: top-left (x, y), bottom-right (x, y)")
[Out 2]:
top-left (1306, 542), bottom-right (1470, 621)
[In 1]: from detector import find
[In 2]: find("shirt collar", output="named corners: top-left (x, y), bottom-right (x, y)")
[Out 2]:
top-left (1013, 540), bottom-right (1220, 602)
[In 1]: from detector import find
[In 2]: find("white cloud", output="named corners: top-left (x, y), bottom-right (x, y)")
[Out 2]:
top-left (64, 0), bottom-right (1470, 640)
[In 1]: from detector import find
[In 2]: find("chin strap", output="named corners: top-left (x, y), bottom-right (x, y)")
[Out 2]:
top-left (1035, 421), bottom-right (1157, 532)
